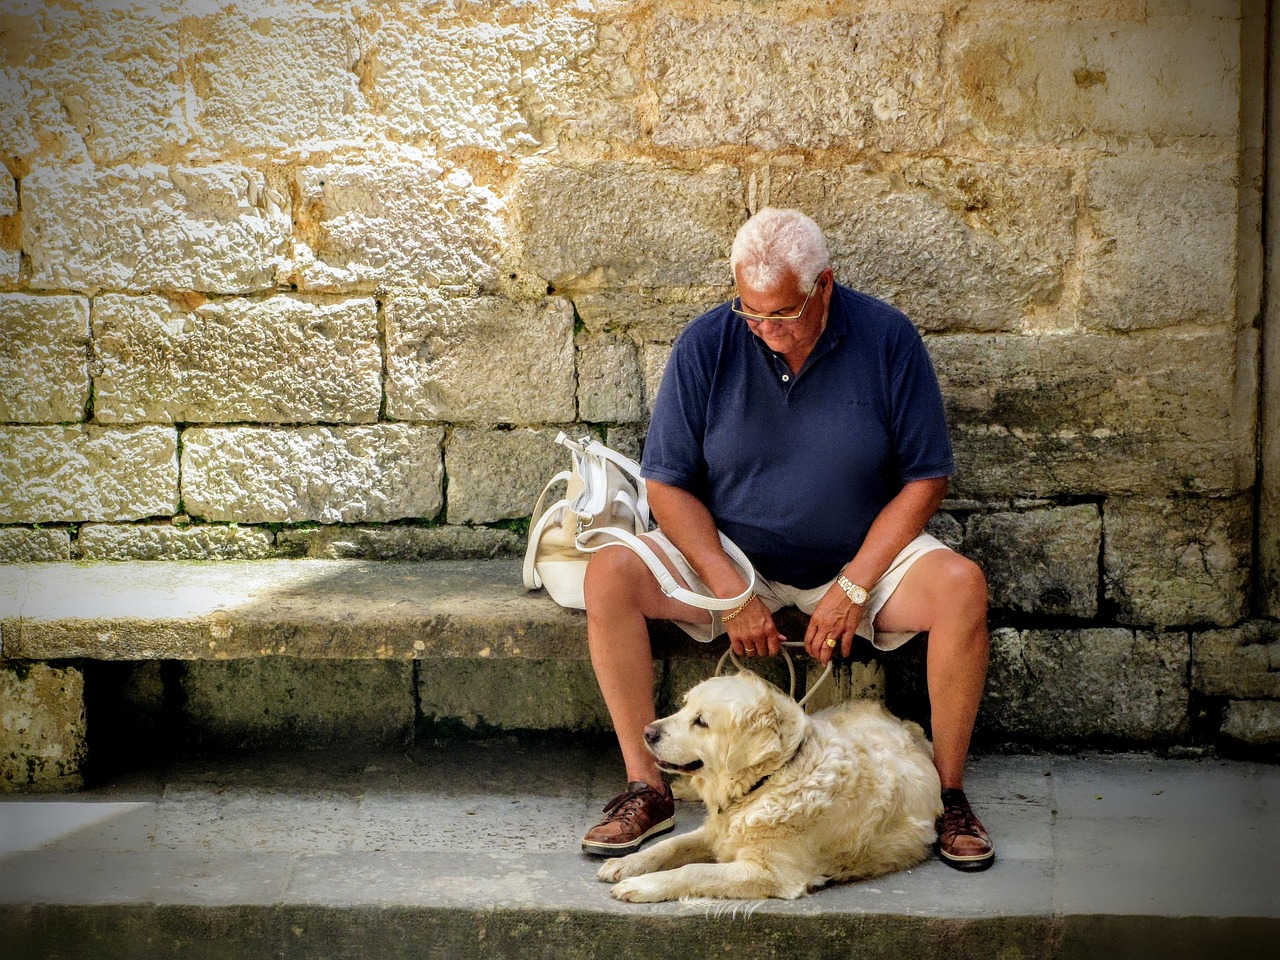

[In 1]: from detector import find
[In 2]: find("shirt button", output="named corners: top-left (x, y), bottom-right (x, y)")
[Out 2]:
top-left (782, 375), bottom-right (790, 382)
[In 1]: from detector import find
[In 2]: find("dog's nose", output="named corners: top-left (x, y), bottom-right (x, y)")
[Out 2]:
top-left (643, 724), bottom-right (661, 745)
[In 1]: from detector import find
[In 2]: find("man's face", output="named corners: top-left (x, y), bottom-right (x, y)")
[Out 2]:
top-left (733, 266), bottom-right (832, 362)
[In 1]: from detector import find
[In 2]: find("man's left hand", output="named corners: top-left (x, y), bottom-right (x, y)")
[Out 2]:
top-left (803, 586), bottom-right (865, 665)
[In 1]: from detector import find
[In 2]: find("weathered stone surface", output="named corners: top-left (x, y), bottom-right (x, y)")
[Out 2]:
top-left (183, 7), bottom-right (365, 155)
top-left (368, 2), bottom-right (598, 151)
top-left (769, 159), bottom-right (1076, 331)
top-left (181, 658), bottom-right (414, 748)
top-left (1081, 155), bottom-right (1237, 330)
top-left (0, 559), bottom-right (585, 661)
top-left (0, 294), bottom-right (90, 422)
top-left (385, 294), bottom-right (574, 423)
top-left (0, 425), bottom-right (178, 523)
top-left (291, 159), bottom-right (505, 293)
top-left (181, 425), bottom-right (444, 524)
top-left (0, 662), bottom-right (86, 792)
top-left (1104, 497), bottom-right (1251, 629)
top-left (924, 512), bottom-right (964, 551)
top-left (516, 162), bottom-right (743, 289)
top-left (419, 659), bottom-right (608, 732)
top-left (931, 331), bottom-right (1251, 498)
top-left (93, 294), bottom-right (381, 424)
top-left (445, 428), bottom-right (567, 525)
top-left (979, 627), bottom-right (1190, 742)
top-left (576, 333), bottom-right (644, 423)
top-left (78, 523), bottom-right (275, 561)
top-left (967, 505), bottom-right (1100, 618)
top-left (23, 165), bottom-right (290, 294)
top-left (648, 12), bottom-right (944, 152)
top-left (1220, 700), bottom-right (1280, 748)
top-left (641, 341), bottom-right (675, 414)
top-left (276, 525), bottom-right (522, 561)
top-left (0, 176), bottom-right (18, 285)
top-left (572, 290), bottom-right (721, 342)
top-left (18, 4), bottom-right (187, 167)
top-left (0, 528), bottom-right (70, 562)
top-left (1193, 623), bottom-right (1280, 699)
top-left (0, 66), bottom-right (40, 171)
top-left (953, 18), bottom-right (1240, 149)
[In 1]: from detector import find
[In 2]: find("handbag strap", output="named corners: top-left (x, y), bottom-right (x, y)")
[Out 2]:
top-left (521, 470), bottom-right (572, 590)
top-left (576, 525), bottom-right (757, 612)
top-left (556, 432), bottom-right (649, 528)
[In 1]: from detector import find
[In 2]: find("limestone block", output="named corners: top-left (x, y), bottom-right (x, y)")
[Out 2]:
top-left (182, 8), bottom-right (364, 154)
top-left (924, 511), bottom-right (964, 551)
top-left (446, 428), bottom-right (569, 525)
top-left (419, 659), bottom-right (609, 733)
top-left (980, 627), bottom-right (1190, 742)
top-left (641, 341), bottom-right (675, 414)
top-left (0, 528), bottom-right (70, 562)
top-left (384, 294), bottom-right (575, 423)
top-left (291, 159), bottom-right (505, 293)
top-left (368, 2), bottom-right (597, 151)
top-left (275, 525), bottom-right (523, 561)
top-left (0, 176), bottom-right (18, 286)
top-left (576, 333), bottom-right (644, 423)
top-left (648, 12), bottom-right (945, 152)
top-left (1082, 156), bottom-right (1237, 329)
top-left (931, 331), bottom-right (1250, 498)
top-left (0, 67), bottom-right (39, 171)
top-left (23, 165), bottom-right (289, 294)
top-left (0, 662), bottom-right (86, 792)
top-left (181, 659), bottom-right (414, 748)
top-left (966, 505), bottom-right (1100, 618)
top-left (0, 294), bottom-right (90, 422)
top-left (603, 425), bottom-right (644, 464)
top-left (952, 18), bottom-right (1240, 148)
top-left (516, 162), bottom-right (743, 289)
top-left (769, 159), bottom-right (1075, 331)
top-left (92, 294), bottom-right (381, 424)
top-left (0, 425), bottom-right (178, 523)
top-left (1104, 497), bottom-right (1250, 629)
top-left (78, 523), bottom-right (275, 561)
top-left (1194, 623), bottom-right (1280, 700)
top-left (1220, 701), bottom-right (1280, 748)
top-left (573, 291), bottom-right (721, 342)
top-left (19, 4), bottom-right (188, 166)
top-left (181, 425), bottom-right (444, 524)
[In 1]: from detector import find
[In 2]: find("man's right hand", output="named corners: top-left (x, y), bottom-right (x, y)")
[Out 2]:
top-left (724, 597), bottom-right (785, 658)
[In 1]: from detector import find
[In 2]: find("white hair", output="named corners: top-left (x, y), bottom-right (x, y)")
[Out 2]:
top-left (729, 208), bottom-right (830, 290)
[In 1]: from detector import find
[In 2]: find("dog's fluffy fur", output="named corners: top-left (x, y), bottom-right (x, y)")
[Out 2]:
top-left (598, 672), bottom-right (942, 902)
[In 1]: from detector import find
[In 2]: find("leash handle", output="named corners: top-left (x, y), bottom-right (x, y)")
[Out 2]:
top-left (714, 641), bottom-right (834, 708)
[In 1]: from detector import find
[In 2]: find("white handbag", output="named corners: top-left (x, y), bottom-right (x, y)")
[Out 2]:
top-left (522, 432), bottom-right (756, 612)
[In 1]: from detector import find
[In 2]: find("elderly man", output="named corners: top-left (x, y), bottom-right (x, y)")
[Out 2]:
top-left (580, 208), bottom-right (994, 872)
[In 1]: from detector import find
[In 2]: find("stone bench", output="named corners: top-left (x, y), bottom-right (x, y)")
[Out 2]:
top-left (1, 559), bottom-right (873, 792)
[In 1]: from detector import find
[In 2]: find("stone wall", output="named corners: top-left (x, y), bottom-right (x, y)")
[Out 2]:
top-left (0, 1), bottom-right (1275, 749)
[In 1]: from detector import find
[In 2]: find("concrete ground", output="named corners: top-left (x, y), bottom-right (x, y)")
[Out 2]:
top-left (1, 742), bottom-right (1277, 959)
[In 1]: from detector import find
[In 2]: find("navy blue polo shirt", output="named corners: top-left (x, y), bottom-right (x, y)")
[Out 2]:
top-left (641, 282), bottom-right (955, 589)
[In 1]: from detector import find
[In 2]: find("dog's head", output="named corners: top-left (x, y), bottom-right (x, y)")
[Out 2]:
top-left (643, 672), bottom-right (806, 799)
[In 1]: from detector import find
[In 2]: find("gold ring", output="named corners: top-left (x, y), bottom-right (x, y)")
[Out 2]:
top-left (825, 636), bottom-right (837, 648)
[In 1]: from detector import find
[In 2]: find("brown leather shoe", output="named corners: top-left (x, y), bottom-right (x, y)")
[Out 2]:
top-left (936, 788), bottom-right (995, 871)
top-left (581, 781), bottom-right (675, 857)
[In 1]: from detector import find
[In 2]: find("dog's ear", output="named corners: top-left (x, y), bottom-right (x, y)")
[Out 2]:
top-left (735, 687), bottom-right (804, 772)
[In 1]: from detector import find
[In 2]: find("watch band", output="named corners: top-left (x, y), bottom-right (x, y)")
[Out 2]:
top-left (836, 574), bottom-right (868, 606)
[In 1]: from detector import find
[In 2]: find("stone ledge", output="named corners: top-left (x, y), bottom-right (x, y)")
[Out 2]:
top-left (0, 559), bottom-right (767, 662)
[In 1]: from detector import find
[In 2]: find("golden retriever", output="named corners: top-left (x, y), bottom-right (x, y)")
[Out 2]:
top-left (598, 671), bottom-right (942, 902)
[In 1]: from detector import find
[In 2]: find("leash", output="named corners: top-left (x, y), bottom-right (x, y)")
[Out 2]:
top-left (714, 641), bottom-right (835, 708)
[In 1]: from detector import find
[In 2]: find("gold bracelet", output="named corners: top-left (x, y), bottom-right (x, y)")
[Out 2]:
top-left (720, 591), bottom-right (757, 622)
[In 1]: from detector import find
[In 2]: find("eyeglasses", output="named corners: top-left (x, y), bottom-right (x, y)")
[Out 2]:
top-left (729, 277), bottom-right (820, 323)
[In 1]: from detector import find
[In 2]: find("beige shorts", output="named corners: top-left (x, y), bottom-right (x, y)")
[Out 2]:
top-left (639, 529), bottom-right (950, 651)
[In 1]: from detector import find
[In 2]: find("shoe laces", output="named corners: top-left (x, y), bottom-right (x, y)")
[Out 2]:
top-left (600, 784), bottom-right (664, 825)
top-left (940, 791), bottom-right (986, 839)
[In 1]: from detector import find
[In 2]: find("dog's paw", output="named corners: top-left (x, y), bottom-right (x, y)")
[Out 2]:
top-left (597, 858), bottom-right (626, 883)
top-left (597, 853), bottom-right (650, 883)
top-left (611, 875), bottom-right (674, 903)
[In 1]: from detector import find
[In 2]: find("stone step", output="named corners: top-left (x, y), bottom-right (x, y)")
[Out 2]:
top-left (1, 745), bottom-right (1276, 960)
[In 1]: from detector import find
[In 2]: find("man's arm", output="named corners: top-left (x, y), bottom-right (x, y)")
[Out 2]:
top-left (803, 476), bottom-right (948, 663)
top-left (647, 479), bottom-right (786, 657)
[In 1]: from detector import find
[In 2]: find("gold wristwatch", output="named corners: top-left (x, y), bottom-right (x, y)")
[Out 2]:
top-left (836, 574), bottom-right (868, 607)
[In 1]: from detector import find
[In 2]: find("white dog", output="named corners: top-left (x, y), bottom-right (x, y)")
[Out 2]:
top-left (598, 671), bottom-right (942, 902)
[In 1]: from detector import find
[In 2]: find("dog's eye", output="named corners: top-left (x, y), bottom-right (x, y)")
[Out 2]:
top-left (692, 714), bottom-right (708, 728)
